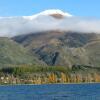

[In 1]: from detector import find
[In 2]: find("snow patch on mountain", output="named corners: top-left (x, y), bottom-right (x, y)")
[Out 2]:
top-left (23, 9), bottom-right (72, 20)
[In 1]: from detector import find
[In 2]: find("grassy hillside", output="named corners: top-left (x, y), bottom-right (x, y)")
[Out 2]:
top-left (0, 37), bottom-right (45, 66)
top-left (84, 41), bottom-right (100, 67)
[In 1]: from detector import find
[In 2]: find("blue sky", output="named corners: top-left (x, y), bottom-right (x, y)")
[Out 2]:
top-left (0, 0), bottom-right (100, 17)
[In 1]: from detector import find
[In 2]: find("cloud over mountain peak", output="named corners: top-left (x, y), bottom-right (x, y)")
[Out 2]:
top-left (0, 9), bottom-right (100, 37)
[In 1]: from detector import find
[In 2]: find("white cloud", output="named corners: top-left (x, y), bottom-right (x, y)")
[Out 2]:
top-left (0, 15), bottom-right (100, 37)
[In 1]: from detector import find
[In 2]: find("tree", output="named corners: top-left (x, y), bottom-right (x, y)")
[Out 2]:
top-left (61, 72), bottom-right (66, 83)
top-left (48, 73), bottom-right (57, 83)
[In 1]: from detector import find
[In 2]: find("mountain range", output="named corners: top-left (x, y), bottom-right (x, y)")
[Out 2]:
top-left (0, 9), bottom-right (100, 68)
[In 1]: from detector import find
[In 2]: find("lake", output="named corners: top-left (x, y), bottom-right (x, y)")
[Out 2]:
top-left (0, 83), bottom-right (100, 100)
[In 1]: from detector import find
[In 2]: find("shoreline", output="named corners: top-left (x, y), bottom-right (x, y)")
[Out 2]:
top-left (0, 82), bottom-right (100, 86)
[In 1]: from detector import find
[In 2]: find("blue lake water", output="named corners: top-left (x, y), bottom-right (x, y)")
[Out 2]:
top-left (0, 83), bottom-right (100, 100)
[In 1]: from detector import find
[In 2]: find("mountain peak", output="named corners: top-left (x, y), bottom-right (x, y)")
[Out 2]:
top-left (39, 9), bottom-right (72, 17)
top-left (23, 9), bottom-right (72, 20)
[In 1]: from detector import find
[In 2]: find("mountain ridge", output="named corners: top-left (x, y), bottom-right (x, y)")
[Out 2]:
top-left (13, 31), bottom-right (100, 67)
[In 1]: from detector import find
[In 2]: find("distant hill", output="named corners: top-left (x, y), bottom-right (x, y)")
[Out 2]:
top-left (13, 31), bottom-right (100, 67)
top-left (0, 37), bottom-right (45, 66)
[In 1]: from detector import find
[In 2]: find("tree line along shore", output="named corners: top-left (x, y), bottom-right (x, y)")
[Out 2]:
top-left (0, 65), bottom-right (100, 85)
